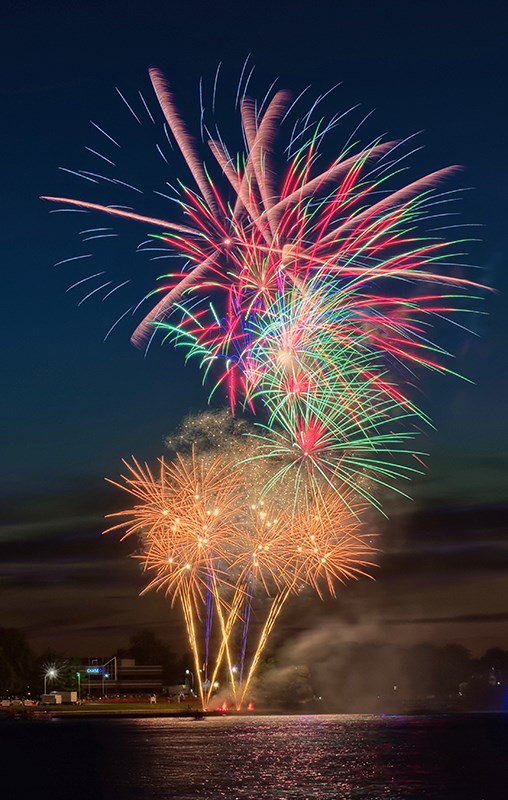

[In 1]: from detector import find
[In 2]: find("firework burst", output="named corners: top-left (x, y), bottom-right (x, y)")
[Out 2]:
top-left (106, 445), bottom-right (376, 709)
top-left (42, 67), bottom-right (480, 395)
top-left (45, 66), bottom-right (481, 708)
top-left (43, 67), bottom-right (481, 508)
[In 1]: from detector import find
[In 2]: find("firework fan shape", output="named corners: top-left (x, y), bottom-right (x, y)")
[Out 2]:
top-left (106, 451), bottom-right (241, 601)
top-left (105, 450), bottom-right (243, 707)
top-left (106, 448), bottom-right (375, 709)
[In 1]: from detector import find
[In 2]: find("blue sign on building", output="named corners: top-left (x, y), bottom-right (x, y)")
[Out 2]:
top-left (86, 667), bottom-right (103, 674)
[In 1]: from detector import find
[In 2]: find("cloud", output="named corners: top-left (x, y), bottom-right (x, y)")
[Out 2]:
top-left (2, 481), bottom-right (507, 657)
top-left (386, 612), bottom-right (508, 625)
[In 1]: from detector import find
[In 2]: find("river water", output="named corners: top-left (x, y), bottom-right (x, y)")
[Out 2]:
top-left (2, 713), bottom-right (507, 799)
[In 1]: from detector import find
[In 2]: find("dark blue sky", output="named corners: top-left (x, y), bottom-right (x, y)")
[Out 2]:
top-left (2, 0), bottom-right (507, 655)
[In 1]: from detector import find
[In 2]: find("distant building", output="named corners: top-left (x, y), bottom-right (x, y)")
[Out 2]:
top-left (115, 658), bottom-right (162, 693)
top-left (77, 657), bottom-right (162, 695)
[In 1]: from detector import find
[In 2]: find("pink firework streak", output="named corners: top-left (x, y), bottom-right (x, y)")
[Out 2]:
top-left (42, 67), bottom-right (484, 411)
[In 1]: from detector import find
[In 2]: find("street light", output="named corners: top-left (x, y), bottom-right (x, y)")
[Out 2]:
top-left (228, 665), bottom-right (238, 696)
top-left (44, 668), bottom-right (57, 695)
top-left (185, 669), bottom-right (194, 693)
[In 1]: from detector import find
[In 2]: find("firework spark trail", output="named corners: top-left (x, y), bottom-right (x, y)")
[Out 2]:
top-left (180, 583), bottom-right (206, 708)
top-left (204, 568), bottom-right (214, 682)
top-left (239, 581), bottom-right (253, 683)
top-left (204, 586), bottom-right (245, 707)
top-left (238, 586), bottom-right (293, 709)
top-left (210, 570), bottom-right (240, 707)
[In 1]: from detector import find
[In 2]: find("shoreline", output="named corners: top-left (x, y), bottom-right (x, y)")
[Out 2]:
top-left (1, 704), bottom-right (507, 721)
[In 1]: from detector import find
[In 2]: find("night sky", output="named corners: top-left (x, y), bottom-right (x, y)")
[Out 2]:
top-left (2, 0), bottom-right (507, 657)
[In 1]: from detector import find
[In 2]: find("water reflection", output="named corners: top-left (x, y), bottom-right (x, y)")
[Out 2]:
top-left (3, 713), bottom-right (508, 799)
top-left (97, 714), bottom-right (507, 798)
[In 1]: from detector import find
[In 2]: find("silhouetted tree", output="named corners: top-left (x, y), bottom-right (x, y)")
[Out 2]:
top-left (437, 644), bottom-right (471, 695)
top-left (402, 643), bottom-right (441, 699)
top-left (478, 647), bottom-right (508, 676)
top-left (118, 630), bottom-right (178, 684)
top-left (0, 628), bottom-right (36, 695)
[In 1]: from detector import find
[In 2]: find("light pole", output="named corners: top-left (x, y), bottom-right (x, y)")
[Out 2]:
top-left (230, 665), bottom-right (238, 697)
top-left (44, 668), bottom-right (57, 695)
top-left (102, 656), bottom-right (117, 697)
top-left (185, 669), bottom-right (194, 693)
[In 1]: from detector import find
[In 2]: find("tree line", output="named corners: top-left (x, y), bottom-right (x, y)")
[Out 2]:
top-left (1, 627), bottom-right (507, 712)
top-left (0, 628), bottom-right (185, 697)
